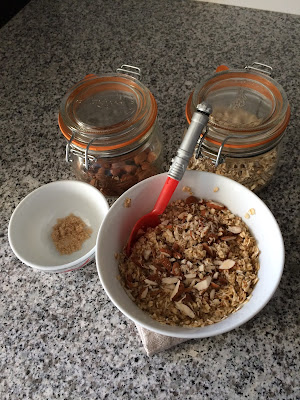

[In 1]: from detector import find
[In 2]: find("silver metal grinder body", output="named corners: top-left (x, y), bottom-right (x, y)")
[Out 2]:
top-left (168, 102), bottom-right (212, 181)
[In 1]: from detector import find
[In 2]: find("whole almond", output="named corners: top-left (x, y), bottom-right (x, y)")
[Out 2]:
top-left (185, 196), bottom-right (199, 204)
top-left (171, 262), bottom-right (181, 276)
top-left (160, 257), bottom-right (172, 271)
top-left (110, 167), bottom-right (122, 177)
top-left (159, 248), bottom-right (172, 257)
top-left (123, 165), bottom-right (137, 174)
top-left (134, 151), bottom-right (147, 165)
top-left (206, 201), bottom-right (225, 210)
top-left (173, 251), bottom-right (182, 259)
top-left (147, 151), bottom-right (157, 163)
top-left (141, 162), bottom-right (150, 171)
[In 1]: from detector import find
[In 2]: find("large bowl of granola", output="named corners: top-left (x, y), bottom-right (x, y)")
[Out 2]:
top-left (96, 171), bottom-right (284, 338)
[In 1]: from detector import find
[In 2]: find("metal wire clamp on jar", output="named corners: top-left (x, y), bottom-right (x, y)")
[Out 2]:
top-left (58, 65), bottom-right (163, 197)
top-left (186, 62), bottom-right (291, 192)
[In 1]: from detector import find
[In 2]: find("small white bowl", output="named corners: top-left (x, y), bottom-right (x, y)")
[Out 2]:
top-left (9, 180), bottom-right (109, 273)
top-left (96, 171), bottom-right (284, 338)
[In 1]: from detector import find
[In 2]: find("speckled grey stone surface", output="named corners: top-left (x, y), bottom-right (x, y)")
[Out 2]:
top-left (1, 0), bottom-right (299, 398)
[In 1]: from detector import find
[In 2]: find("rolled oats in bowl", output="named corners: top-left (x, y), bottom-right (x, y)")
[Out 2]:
top-left (117, 196), bottom-right (260, 328)
top-left (97, 171), bottom-right (285, 338)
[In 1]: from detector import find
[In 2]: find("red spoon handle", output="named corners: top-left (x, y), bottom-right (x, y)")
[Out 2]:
top-left (152, 176), bottom-right (179, 215)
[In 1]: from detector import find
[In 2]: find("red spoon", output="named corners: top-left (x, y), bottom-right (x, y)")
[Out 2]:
top-left (126, 102), bottom-right (212, 256)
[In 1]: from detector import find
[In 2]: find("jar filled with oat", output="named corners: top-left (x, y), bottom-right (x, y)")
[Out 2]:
top-left (58, 66), bottom-right (163, 196)
top-left (185, 63), bottom-right (290, 192)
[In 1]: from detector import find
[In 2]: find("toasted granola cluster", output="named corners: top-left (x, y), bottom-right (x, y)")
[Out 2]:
top-left (118, 196), bottom-right (260, 327)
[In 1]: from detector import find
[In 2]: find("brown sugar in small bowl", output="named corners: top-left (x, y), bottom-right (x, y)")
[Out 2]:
top-left (9, 180), bottom-right (109, 273)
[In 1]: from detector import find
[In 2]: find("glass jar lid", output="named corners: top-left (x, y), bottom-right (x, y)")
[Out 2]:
top-left (59, 72), bottom-right (157, 153)
top-left (186, 63), bottom-right (290, 159)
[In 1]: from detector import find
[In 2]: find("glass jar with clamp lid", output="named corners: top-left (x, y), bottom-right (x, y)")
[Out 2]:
top-left (58, 65), bottom-right (163, 197)
top-left (185, 62), bottom-right (290, 191)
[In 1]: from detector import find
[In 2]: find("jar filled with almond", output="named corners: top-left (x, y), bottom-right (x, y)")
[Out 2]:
top-left (58, 66), bottom-right (164, 196)
top-left (185, 63), bottom-right (290, 192)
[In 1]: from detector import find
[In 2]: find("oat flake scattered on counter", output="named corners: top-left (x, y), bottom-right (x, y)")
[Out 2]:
top-left (118, 196), bottom-right (260, 327)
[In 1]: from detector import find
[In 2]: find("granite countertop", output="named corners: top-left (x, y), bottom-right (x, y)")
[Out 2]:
top-left (1, 0), bottom-right (299, 398)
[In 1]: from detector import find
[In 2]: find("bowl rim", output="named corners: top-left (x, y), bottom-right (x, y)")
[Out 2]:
top-left (96, 171), bottom-right (285, 338)
top-left (8, 180), bottom-right (109, 272)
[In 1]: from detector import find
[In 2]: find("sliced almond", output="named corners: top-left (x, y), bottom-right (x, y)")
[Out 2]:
top-left (227, 226), bottom-right (242, 234)
top-left (178, 212), bottom-right (187, 220)
top-left (213, 260), bottom-right (223, 266)
top-left (175, 302), bottom-right (195, 318)
top-left (219, 259), bottom-right (235, 270)
top-left (194, 275), bottom-right (212, 291)
top-left (184, 273), bottom-right (197, 279)
top-left (163, 285), bottom-right (176, 292)
top-left (198, 264), bottom-right (205, 272)
top-left (143, 249), bottom-right (152, 260)
top-left (162, 277), bottom-right (179, 284)
top-left (186, 213), bottom-right (193, 222)
top-left (144, 279), bottom-right (158, 286)
top-left (170, 280), bottom-right (181, 300)
top-left (221, 236), bottom-right (237, 241)
top-left (213, 271), bottom-right (219, 279)
top-left (140, 287), bottom-right (148, 299)
top-left (163, 229), bottom-right (174, 243)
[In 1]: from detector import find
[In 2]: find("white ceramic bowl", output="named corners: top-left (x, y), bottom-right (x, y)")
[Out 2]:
top-left (9, 180), bottom-right (109, 273)
top-left (96, 171), bottom-right (284, 338)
